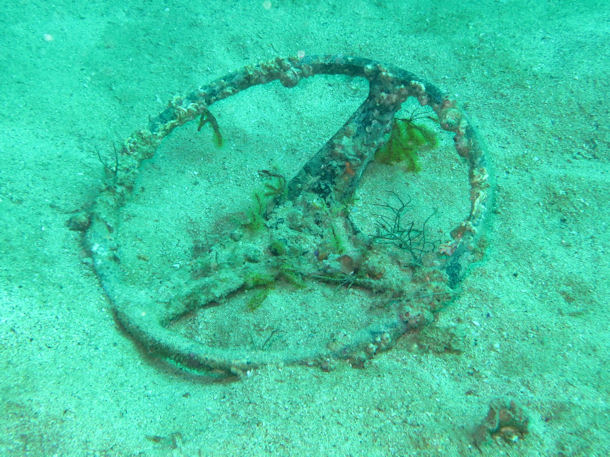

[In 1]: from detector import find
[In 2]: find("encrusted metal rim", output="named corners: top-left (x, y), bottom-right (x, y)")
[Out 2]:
top-left (80, 55), bottom-right (492, 378)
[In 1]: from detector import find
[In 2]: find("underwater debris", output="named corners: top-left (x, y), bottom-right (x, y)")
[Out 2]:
top-left (472, 399), bottom-right (530, 449)
top-left (80, 55), bottom-right (492, 378)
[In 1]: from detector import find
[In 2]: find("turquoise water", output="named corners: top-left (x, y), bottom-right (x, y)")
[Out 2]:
top-left (0, 1), bottom-right (607, 455)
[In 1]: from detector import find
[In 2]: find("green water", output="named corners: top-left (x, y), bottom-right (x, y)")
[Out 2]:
top-left (0, 1), bottom-right (607, 455)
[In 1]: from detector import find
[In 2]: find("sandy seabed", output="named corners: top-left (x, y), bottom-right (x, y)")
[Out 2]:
top-left (0, 1), bottom-right (607, 456)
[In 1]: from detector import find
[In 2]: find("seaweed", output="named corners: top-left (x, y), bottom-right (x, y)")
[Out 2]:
top-left (371, 192), bottom-right (437, 265)
top-left (96, 143), bottom-right (120, 181)
top-left (197, 107), bottom-right (223, 147)
top-left (246, 288), bottom-right (270, 312)
top-left (242, 170), bottom-right (287, 232)
top-left (374, 111), bottom-right (438, 171)
top-left (242, 192), bottom-right (267, 232)
top-left (245, 263), bottom-right (304, 312)
top-left (258, 169), bottom-right (286, 198)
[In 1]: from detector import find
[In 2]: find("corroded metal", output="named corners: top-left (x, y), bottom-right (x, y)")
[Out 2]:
top-left (79, 55), bottom-right (492, 378)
